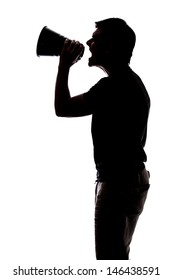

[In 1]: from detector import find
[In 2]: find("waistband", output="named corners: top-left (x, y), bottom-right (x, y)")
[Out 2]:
top-left (96, 165), bottom-right (149, 185)
top-left (96, 162), bottom-right (145, 182)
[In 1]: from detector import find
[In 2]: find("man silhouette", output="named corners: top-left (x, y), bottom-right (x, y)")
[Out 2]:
top-left (54, 18), bottom-right (150, 260)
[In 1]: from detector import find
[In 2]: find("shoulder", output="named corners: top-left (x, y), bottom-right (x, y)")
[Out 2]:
top-left (88, 77), bottom-right (109, 91)
top-left (83, 77), bottom-right (108, 102)
top-left (129, 69), bottom-right (150, 106)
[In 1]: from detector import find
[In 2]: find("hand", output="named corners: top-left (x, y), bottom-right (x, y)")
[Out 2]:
top-left (59, 39), bottom-right (84, 67)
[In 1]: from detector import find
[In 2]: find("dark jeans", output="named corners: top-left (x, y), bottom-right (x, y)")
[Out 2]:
top-left (95, 168), bottom-right (150, 260)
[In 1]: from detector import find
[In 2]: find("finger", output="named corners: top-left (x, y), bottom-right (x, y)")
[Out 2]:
top-left (63, 39), bottom-right (71, 47)
top-left (66, 40), bottom-right (81, 52)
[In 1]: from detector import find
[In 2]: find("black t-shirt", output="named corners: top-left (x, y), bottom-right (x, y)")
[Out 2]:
top-left (83, 67), bottom-right (150, 181)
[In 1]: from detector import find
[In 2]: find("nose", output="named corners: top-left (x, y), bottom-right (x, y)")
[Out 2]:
top-left (86, 38), bottom-right (92, 46)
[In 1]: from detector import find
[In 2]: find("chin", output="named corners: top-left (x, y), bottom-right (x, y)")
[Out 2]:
top-left (88, 57), bottom-right (96, 67)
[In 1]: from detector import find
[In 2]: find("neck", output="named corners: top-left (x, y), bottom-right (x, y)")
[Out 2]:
top-left (100, 63), bottom-right (130, 76)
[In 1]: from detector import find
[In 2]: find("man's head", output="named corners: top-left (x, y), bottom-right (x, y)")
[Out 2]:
top-left (86, 18), bottom-right (136, 70)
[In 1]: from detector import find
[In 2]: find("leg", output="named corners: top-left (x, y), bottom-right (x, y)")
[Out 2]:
top-left (95, 182), bottom-right (130, 259)
top-left (94, 169), bottom-right (150, 260)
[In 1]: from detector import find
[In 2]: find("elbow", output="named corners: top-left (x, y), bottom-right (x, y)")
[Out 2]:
top-left (54, 104), bottom-right (67, 117)
top-left (55, 108), bottom-right (64, 117)
top-left (55, 111), bottom-right (62, 117)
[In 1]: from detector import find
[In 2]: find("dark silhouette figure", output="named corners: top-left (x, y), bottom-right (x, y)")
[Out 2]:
top-left (54, 18), bottom-right (150, 260)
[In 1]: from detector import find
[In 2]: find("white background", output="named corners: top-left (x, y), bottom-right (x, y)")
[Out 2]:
top-left (0, 0), bottom-right (173, 279)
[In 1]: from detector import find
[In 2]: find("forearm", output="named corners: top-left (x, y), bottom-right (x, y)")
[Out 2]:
top-left (54, 64), bottom-right (71, 116)
top-left (54, 39), bottom-right (85, 117)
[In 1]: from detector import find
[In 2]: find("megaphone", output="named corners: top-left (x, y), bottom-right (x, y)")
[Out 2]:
top-left (36, 26), bottom-right (84, 61)
top-left (36, 26), bottom-right (67, 56)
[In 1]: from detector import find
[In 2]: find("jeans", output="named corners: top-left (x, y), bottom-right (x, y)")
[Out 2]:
top-left (95, 168), bottom-right (150, 260)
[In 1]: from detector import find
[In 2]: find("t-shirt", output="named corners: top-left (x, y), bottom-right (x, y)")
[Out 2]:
top-left (83, 66), bottom-right (150, 181)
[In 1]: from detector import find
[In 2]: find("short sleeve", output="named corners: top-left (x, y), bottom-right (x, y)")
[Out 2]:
top-left (83, 78), bottom-right (108, 112)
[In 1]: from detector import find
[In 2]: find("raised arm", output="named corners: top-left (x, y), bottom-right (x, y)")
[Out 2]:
top-left (55, 40), bottom-right (92, 117)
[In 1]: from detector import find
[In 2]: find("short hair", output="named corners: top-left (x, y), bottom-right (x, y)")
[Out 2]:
top-left (95, 18), bottom-right (136, 64)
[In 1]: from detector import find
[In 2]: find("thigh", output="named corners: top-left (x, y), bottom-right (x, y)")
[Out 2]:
top-left (124, 186), bottom-right (150, 216)
top-left (94, 174), bottom-right (150, 260)
top-left (95, 182), bottom-right (129, 259)
top-left (121, 170), bottom-right (150, 249)
top-left (122, 187), bottom-right (150, 249)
